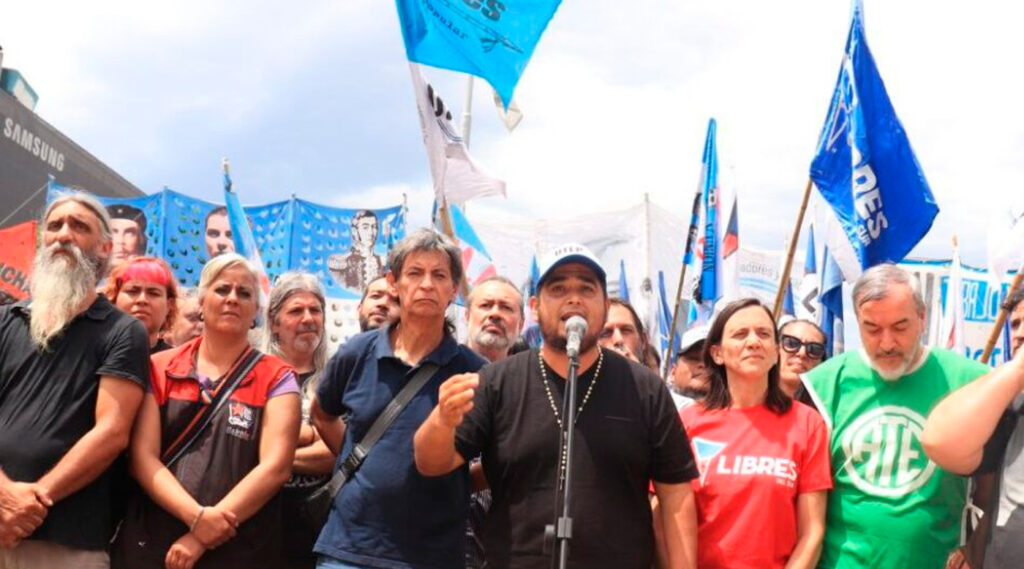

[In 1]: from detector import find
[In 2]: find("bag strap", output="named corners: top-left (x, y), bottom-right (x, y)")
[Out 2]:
top-left (325, 361), bottom-right (440, 499)
top-left (161, 348), bottom-right (264, 468)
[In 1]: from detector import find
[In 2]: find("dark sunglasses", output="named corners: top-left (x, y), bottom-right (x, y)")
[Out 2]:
top-left (780, 334), bottom-right (826, 360)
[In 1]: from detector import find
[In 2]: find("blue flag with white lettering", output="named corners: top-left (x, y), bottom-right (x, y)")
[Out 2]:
top-left (698, 118), bottom-right (721, 306)
top-left (395, 0), bottom-right (562, 107)
top-left (810, 0), bottom-right (938, 271)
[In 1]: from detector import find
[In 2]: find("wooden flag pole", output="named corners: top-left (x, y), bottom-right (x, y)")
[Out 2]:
top-left (772, 179), bottom-right (814, 320)
top-left (436, 199), bottom-right (473, 301)
top-left (663, 192), bottom-right (703, 379)
top-left (980, 271), bottom-right (1024, 363)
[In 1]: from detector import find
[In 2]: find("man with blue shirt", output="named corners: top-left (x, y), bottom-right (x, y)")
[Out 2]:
top-left (311, 229), bottom-right (486, 569)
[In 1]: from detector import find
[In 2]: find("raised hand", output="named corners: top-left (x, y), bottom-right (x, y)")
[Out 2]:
top-left (436, 373), bottom-right (480, 429)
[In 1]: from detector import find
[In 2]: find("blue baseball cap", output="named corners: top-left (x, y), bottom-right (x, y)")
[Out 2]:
top-left (536, 243), bottom-right (607, 291)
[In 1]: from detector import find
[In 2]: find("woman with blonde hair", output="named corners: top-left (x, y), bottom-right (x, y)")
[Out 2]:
top-left (114, 253), bottom-right (301, 569)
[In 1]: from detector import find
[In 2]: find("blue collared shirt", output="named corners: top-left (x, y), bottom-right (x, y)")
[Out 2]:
top-left (314, 324), bottom-right (486, 569)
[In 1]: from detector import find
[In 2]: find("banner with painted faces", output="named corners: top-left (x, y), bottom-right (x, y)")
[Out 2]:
top-left (45, 183), bottom-right (405, 298)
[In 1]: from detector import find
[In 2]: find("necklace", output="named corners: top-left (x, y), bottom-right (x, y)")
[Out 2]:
top-left (538, 348), bottom-right (604, 485)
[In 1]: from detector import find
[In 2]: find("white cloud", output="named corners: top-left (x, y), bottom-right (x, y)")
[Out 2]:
top-left (3, 0), bottom-right (1021, 272)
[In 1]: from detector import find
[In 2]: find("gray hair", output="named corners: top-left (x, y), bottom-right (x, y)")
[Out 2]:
top-left (197, 253), bottom-right (263, 313)
top-left (43, 190), bottom-right (113, 242)
top-left (387, 228), bottom-right (464, 287)
top-left (851, 263), bottom-right (926, 316)
top-left (467, 275), bottom-right (524, 319)
top-left (264, 271), bottom-right (328, 374)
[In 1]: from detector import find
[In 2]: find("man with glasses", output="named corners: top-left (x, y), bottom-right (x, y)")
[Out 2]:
top-left (777, 320), bottom-right (827, 398)
top-left (800, 264), bottom-right (989, 569)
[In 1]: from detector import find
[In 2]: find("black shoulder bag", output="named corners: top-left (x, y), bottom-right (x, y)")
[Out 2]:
top-left (305, 362), bottom-right (440, 526)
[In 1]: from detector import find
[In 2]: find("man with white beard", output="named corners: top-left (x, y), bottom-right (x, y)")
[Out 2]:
top-left (0, 192), bottom-right (149, 568)
top-left (800, 263), bottom-right (989, 569)
top-left (465, 276), bottom-right (524, 363)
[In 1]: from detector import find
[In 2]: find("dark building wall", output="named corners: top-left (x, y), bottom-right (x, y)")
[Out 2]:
top-left (0, 89), bottom-right (142, 228)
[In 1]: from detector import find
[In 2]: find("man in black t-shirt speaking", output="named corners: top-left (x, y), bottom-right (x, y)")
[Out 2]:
top-left (414, 243), bottom-right (699, 569)
top-left (0, 192), bottom-right (149, 567)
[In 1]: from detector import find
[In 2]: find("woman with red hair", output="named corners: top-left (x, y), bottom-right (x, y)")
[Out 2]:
top-left (105, 256), bottom-right (178, 353)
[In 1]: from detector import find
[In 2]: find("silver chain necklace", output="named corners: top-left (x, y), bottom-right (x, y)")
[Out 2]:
top-left (538, 348), bottom-right (604, 484)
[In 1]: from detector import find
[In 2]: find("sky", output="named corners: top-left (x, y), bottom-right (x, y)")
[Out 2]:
top-left (3, 0), bottom-right (1023, 269)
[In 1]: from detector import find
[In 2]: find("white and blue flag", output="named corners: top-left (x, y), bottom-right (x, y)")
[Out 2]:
top-left (396, 0), bottom-right (562, 107)
top-left (810, 0), bottom-right (938, 280)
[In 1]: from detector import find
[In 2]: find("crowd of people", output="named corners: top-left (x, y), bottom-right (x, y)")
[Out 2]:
top-left (1, 190), bottom-right (1024, 569)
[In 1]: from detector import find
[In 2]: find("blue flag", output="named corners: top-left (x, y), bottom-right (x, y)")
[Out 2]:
top-left (618, 259), bottom-right (630, 303)
top-left (657, 271), bottom-right (678, 357)
top-left (395, 0), bottom-right (562, 107)
top-left (810, 1), bottom-right (938, 273)
top-left (804, 226), bottom-right (817, 274)
top-left (222, 165), bottom-right (271, 320)
top-left (782, 282), bottom-right (796, 317)
top-left (447, 202), bottom-right (497, 288)
top-left (820, 246), bottom-right (845, 357)
top-left (697, 118), bottom-right (721, 306)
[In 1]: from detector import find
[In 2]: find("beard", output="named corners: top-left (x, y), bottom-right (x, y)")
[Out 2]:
top-left (29, 241), bottom-right (103, 351)
top-left (291, 325), bottom-right (323, 353)
top-left (868, 345), bottom-right (921, 381)
top-left (538, 308), bottom-right (599, 355)
top-left (472, 327), bottom-right (513, 351)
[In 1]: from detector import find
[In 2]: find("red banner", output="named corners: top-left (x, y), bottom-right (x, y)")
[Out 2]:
top-left (0, 221), bottom-right (36, 305)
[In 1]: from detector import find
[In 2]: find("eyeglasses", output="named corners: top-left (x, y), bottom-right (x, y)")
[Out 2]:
top-left (780, 334), bottom-right (826, 360)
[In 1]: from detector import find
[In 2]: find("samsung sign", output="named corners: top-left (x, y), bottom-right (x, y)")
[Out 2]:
top-left (3, 116), bottom-right (64, 171)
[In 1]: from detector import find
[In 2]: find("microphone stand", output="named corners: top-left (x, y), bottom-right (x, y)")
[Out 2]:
top-left (547, 349), bottom-right (580, 569)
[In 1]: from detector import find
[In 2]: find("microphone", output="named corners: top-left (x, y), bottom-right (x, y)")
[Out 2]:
top-left (565, 315), bottom-right (588, 359)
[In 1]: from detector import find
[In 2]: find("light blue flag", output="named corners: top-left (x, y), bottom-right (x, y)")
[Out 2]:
top-left (820, 247), bottom-right (845, 357)
top-left (395, 0), bottom-right (562, 107)
top-left (448, 202), bottom-right (497, 288)
top-left (222, 167), bottom-right (272, 325)
top-left (810, 0), bottom-right (938, 272)
top-left (618, 259), bottom-right (631, 303)
top-left (697, 118), bottom-right (721, 307)
top-left (804, 226), bottom-right (817, 274)
top-left (657, 271), bottom-right (675, 356)
top-left (782, 282), bottom-right (796, 317)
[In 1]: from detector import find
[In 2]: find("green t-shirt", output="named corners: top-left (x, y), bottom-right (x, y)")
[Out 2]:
top-left (803, 348), bottom-right (989, 569)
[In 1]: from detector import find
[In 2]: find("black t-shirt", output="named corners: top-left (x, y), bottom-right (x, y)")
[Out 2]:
top-left (976, 397), bottom-right (1024, 569)
top-left (0, 296), bottom-right (149, 549)
top-left (455, 348), bottom-right (697, 569)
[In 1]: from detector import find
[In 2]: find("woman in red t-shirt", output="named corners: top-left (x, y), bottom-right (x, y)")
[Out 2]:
top-left (681, 298), bottom-right (832, 569)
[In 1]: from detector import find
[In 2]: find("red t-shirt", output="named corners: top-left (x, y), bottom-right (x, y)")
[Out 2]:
top-left (680, 401), bottom-right (832, 569)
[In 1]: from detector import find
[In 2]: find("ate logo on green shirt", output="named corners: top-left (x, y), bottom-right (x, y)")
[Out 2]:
top-left (840, 405), bottom-right (935, 498)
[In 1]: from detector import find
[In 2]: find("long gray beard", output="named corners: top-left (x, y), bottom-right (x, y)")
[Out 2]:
top-left (29, 242), bottom-right (101, 351)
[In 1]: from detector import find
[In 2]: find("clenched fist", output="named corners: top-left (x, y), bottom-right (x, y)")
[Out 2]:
top-left (436, 373), bottom-right (480, 429)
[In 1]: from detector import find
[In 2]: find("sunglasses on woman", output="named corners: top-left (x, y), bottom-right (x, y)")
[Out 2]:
top-left (780, 334), bottom-right (826, 360)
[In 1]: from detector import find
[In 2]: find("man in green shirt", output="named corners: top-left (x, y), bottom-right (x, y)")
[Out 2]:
top-left (802, 263), bottom-right (989, 569)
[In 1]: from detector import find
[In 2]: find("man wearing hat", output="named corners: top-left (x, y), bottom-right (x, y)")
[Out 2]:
top-left (106, 204), bottom-right (148, 265)
top-left (669, 326), bottom-right (709, 410)
top-left (414, 243), bottom-right (699, 569)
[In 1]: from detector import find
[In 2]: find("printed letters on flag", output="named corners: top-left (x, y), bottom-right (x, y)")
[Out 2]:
top-left (410, 63), bottom-right (506, 205)
top-left (0, 221), bottom-right (36, 305)
top-left (396, 0), bottom-right (563, 106)
top-left (809, 1), bottom-right (938, 281)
